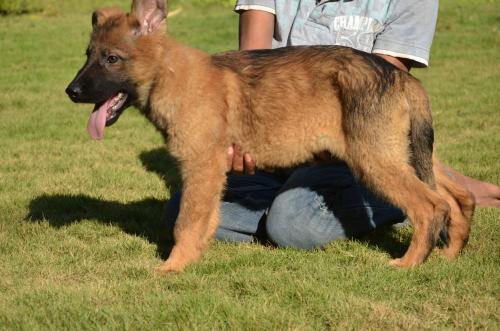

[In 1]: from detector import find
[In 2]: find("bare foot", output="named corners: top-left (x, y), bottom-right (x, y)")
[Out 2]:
top-left (441, 165), bottom-right (500, 208)
top-left (461, 176), bottom-right (500, 207)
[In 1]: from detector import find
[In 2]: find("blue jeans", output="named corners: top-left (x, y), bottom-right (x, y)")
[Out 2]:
top-left (163, 163), bottom-right (405, 249)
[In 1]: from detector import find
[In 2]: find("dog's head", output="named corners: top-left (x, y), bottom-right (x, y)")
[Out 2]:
top-left (65, 0), bottom-right (167, 140)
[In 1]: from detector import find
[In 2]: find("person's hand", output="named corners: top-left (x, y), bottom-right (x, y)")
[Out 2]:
top-left (226, 144), bottom-right (255, 175)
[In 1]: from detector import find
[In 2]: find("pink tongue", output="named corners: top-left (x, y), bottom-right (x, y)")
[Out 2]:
top-left (87, 99), bottom-right (112, 140)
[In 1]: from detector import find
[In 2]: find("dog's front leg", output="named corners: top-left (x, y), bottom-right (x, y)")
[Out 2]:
top-left (156, 157), bottom-right (227, 274)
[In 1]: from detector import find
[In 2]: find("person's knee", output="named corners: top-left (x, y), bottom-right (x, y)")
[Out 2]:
top-left (265, 188), bottom-right (346, 249)
top-left (163, 192), bottom-right (265, 244)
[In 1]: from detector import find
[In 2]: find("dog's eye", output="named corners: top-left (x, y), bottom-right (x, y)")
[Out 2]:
top-left (106, 55), bottom-right (119, 64)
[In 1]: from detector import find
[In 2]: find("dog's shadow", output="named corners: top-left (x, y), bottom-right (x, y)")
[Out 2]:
top-left (26, 148), bottom-right (181, 259)
top-left (26, 147), bottom-right (409, 260)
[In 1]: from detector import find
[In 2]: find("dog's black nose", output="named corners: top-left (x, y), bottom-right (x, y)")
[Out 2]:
top-left (65, 84), bottom-right (82, 101)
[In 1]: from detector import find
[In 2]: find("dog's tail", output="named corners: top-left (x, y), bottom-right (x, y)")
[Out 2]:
top-left (406, 77), bottom-right (435, 187)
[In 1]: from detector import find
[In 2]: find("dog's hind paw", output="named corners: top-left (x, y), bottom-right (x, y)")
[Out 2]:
top-left (435, 245), bottom-right (461, 260)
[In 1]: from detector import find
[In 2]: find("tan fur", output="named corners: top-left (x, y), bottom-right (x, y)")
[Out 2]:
top-left (76, 2), bottom-right (474, 273)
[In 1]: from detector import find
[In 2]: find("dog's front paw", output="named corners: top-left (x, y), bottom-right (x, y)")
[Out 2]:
top-left (155, 259), bottom-right (186, 275)
top-left (389, 257), bottom-right (419, 268)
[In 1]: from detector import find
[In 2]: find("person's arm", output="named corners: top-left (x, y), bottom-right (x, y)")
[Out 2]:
top-left (227, 10), bottom-right (274, 174)
top-left (375, 54), bottom-right (411, 72)
top-left (230, 10), bottom-right (412, 173)
top-left (239, 9), bottom-right (274, 50)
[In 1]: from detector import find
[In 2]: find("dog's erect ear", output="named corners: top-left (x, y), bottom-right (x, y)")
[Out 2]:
top-left (130, 0), bottom-right (167, 35)
top-left (92, 8), bottom-right (125, 29)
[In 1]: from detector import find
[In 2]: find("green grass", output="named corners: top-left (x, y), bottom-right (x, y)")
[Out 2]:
top-left (0, 0), bottom-right (499, 329)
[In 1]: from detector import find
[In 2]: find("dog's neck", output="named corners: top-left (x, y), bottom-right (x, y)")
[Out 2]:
top-left (130, 35), bottom-right (186, 106)
top-left (131, 33), bottom-right (214, 133)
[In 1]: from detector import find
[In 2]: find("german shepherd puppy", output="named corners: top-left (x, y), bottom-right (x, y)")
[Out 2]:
top-left (66, 0), bottom-right (474, 273)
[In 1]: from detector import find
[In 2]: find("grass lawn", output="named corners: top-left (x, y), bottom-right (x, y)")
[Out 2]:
top-left (0, 0), bottom-right (499, 329)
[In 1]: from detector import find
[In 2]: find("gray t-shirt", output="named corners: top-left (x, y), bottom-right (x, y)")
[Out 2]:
top-left (235, 0), bottom-right (438, 67)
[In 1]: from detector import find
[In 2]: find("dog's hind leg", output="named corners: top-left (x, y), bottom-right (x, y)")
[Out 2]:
top-left (345, 151), bottom-right (450, 268)
top-left (156, 156), bottom-right (227, 274)
top-left (433, 157), bottom-right (474, 259)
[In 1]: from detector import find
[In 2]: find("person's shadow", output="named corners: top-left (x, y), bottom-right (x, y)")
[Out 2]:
top-left (26, 147), bottom-right (409, 260)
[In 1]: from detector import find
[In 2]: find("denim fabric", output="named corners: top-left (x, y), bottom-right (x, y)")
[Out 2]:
top-left (163, 163), bottom-right (405, 249)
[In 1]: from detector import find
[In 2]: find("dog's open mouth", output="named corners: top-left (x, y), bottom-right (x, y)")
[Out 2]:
top-left (87, 92), bottom-right (128, 140)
